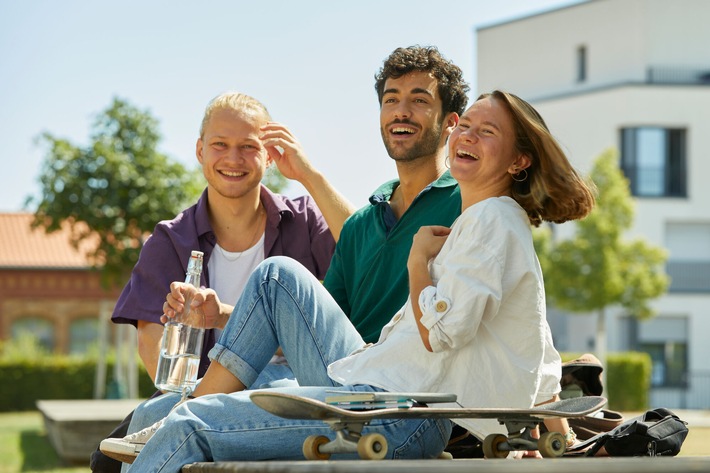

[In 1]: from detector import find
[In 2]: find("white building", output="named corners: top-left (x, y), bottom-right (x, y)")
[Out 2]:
top-left (476, 0), bottom-right (710, 409)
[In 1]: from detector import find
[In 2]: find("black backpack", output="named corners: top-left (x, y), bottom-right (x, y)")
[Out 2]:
top-left (572, 407), bottom-right (689, 457)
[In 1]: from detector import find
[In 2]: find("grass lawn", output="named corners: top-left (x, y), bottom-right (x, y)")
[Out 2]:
top-left (0, 410), bottom-right (707, 473)
top-left (0, 412), bottom-right (87, 473)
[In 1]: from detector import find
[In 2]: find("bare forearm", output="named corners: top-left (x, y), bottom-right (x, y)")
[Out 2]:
top-left (407, 255), bottom-right (433, 351)
top-left (298, 170), bottom-right (356, 242)
top-left (137, 320), bottom-right (165, 382)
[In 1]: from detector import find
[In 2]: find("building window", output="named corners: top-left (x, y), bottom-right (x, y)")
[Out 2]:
top-left (69, 318), bottom-right (98, 355)
top-left (576, 45), bottom-right (587, 82)
top-left (665, 222), bottom-right (710, 293)
top-left (11, 318), bottom-right (54, 352)
top-left (627, 316), bottom-right (688, 388)
top-left (620, 127), bottom-right (686, 197)
top-left (640, 341), bottom-right (688, 388)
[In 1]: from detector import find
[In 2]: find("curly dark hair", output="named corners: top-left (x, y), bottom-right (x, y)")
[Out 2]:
top-left (375, 45), bottom-right (469, 116)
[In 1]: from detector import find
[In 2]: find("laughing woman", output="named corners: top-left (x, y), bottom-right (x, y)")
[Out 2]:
top-left (109, 91), bottom-right (594, 471)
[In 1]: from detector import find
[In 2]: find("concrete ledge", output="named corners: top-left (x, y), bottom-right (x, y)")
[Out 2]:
top-left (36, 399), bottom-right (144, 464)
top-left (182, 457), bottom-right (710, 473)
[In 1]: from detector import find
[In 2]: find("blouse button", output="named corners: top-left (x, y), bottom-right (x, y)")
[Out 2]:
top-left (435, 301), bottom-right (448, 312)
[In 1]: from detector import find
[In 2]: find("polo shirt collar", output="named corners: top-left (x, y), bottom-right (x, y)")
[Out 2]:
top-left (369, 170), bottom-right (458, 205)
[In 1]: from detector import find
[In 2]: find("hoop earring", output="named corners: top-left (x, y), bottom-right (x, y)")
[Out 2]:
top-left (511, 168), bottom-right (528, 182)
top-left (445, 156), bottom-right (450, 169)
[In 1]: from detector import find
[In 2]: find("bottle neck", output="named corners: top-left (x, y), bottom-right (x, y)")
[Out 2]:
top-left (184, 270), bottom-right (201, 287)
top-left (172, 253), bottom-right (205, 327)
top-left (184, 255), bottom-right (203, 287)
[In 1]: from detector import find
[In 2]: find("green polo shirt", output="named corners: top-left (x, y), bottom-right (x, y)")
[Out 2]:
top-left (323, 171), bottom-right (461, 343)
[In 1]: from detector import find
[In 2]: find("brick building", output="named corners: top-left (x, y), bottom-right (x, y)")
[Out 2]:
top-left (0, 213), bottom-right (121, 354)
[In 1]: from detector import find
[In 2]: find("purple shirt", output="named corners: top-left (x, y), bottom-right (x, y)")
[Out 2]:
top-left (111, 185), bottom-right (335, 376)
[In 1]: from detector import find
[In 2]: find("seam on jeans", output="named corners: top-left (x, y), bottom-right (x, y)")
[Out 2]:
top-left (392, 418), bottom-right (451, 459)
top-left (267, 272), bottom-right (335, 384)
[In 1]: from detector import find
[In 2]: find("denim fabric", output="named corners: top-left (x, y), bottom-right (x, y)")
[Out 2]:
top-left (128, 363), bottom-right (297, 435)
top-left (127, 257), bottom-right (450, 472)
top-left (121, 364), bottom-right (298, 473)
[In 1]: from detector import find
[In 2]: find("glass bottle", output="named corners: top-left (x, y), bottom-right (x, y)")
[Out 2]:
top-left (154, 250), bottom-right (205, 394)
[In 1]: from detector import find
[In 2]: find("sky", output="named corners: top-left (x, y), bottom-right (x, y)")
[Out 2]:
top-left (0, 0), bottom-right (583, 213)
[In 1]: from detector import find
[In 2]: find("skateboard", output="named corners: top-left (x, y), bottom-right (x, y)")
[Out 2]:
top-left (250, 391), bottom-right (607, 460)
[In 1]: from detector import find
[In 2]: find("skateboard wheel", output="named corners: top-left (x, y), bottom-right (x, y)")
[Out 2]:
top-left (357, 433), bottom-right (387, 460)
top-left (482, 433), bottom-right (509, 459)
top-left (303, 435), bottom-right (331, 460)
top-left (538, 431), bottom-right (566, 458)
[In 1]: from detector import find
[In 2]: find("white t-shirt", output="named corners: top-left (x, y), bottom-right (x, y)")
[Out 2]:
top-left (208, 235), bottom-right (265, 337)
top-left (328, 196), bottom-right (561, 439)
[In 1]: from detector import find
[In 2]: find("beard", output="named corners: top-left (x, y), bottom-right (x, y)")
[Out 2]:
top-left (381, 118), bottom-right (445, 163)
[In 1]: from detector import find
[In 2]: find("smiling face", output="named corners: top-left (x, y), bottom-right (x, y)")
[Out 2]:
top-left (196, 108), bottom-right (270, 200)
top-left (379, 71), bottom-right (450, 163)
top-left (448, 96), bottom-right (530, 199)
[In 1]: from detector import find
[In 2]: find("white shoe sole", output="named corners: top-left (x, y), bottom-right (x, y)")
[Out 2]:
top-left (100, 438), bottom-right (144, 464)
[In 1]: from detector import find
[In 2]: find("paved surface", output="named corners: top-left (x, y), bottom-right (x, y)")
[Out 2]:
top-left (181, 409), bottom-right (710, 472)
top-left (183, 457), bottom-right (710, 473)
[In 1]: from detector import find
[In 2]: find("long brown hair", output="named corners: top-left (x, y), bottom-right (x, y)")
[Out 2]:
top-left (478, 90), bottom-right (596, 226)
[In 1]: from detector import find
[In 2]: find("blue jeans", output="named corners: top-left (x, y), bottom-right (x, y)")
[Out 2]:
top-left (126, 363), bottom-right (298, 436)
top-left (127, 257), bottom-right (451, 472)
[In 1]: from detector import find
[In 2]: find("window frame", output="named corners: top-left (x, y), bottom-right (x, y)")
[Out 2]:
top-left (576, 45), bottom-right (587, 83)
top-left (620, 126), bottom-right (687, 198)
top-left (639, 340), bottom-right (689, 388)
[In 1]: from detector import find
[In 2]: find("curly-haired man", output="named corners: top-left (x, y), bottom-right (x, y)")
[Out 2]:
top-left (325, 45), bottom-right (470, 341)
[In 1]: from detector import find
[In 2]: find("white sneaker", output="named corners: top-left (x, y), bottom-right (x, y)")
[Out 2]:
top-left (99, 418), bottom-right (164, 464)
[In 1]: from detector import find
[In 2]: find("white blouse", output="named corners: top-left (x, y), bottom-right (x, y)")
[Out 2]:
top-left (328, 196), bottom-right (561, 439)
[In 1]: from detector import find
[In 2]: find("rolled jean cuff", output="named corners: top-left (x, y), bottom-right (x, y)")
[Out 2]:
top-left (208, 343), bottom-right (259, 387)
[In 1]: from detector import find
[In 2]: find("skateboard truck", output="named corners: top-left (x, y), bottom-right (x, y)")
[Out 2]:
top-left (303, 417), bottom-right (566, 460)
top-left (303, 419), bottom-right (388, 460)
top-left (483, 417), bottom-right (566, 458)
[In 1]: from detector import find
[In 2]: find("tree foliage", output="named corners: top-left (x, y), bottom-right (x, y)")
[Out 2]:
top-left (534, 149), bottom-right (669, 319)
top-left (262, 166), bottom-right (288, 194)
top-left (28, 98), bottom-right (204, 288)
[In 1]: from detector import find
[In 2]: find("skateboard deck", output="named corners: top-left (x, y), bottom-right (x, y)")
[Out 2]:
top-left (250, 391), bottom-right (607, 460)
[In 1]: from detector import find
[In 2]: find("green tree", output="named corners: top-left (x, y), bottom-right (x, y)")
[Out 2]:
top-left (534, 149), bottom-right (669, 375)
top-left (28, 97), bottom-right (203, 288)
top-left (262, 166), bottom-right (288, 194)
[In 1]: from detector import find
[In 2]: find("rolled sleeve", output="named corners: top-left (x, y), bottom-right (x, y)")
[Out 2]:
top-left (418, 286), bottom-right (455, 353)
top-left (418, 286), bottom-right (451, 328)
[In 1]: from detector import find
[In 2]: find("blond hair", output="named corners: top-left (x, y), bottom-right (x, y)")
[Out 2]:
top-left (200, 92), bottom-right (271, 138)
top-left (478, 90), bottom-right (596, 226)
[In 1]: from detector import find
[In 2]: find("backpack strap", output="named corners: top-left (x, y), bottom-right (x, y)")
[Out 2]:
top-left (566, 430), bottom-right (609, 456)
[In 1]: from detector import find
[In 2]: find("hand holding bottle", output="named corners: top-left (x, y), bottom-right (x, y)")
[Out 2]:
top-left (162, 282), bottom-right (229, 330)
top-left (155, 250), bottom-right (206, 393)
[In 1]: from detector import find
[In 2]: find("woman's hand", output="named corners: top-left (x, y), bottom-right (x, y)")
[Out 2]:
top-left (407, 225), bottom-right (451, 270)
